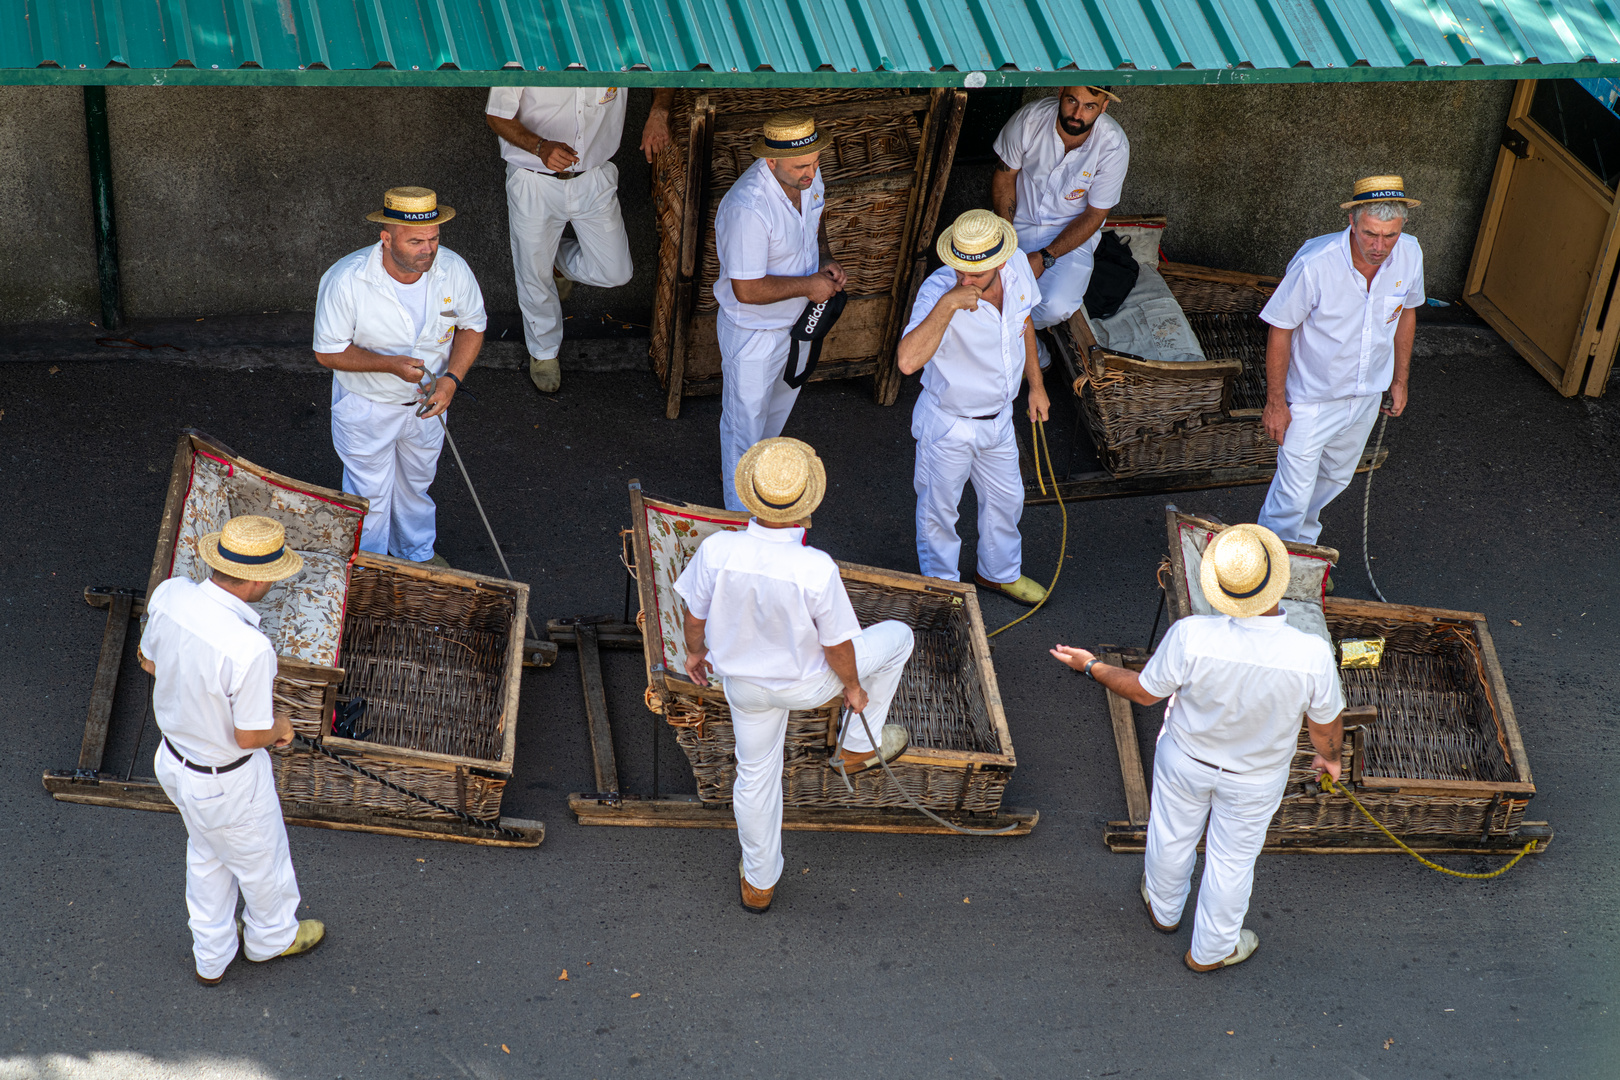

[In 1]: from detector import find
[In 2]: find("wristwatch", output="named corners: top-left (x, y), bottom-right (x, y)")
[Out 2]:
top-left (1082, 657), bottom-right (1101, 680)
top-left (1039, 248), bottom-right (1058, 271)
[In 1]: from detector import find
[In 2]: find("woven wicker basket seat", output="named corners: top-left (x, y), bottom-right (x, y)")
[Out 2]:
top-left (1162, 509), bottom-right (1535, 840)
top-left (150, 432), bottom-right (529, 828)
top-left (1061, 217), bottom-right (1282, 478)
top-left (629, 486), bottom-right (1015, 813)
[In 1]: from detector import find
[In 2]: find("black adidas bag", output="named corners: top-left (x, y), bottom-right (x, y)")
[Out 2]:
top-left (1082, 230), bottom-right (1140, 321)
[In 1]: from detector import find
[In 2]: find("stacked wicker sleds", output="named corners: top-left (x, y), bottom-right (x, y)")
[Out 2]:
top-left (649, 88), bottom-right (966, 419)
top-left (1029, 217), bottom-right (1387, 504)
top-left (566, 484), bottom-right (1036, 835)
top-left (46, 430), bottom-right (543, 847)
top-left (1098, 508), bottom-right (1550, 856)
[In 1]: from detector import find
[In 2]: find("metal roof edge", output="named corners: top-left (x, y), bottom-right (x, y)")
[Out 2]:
top-left (6, 62), bottom-right (1618, 87)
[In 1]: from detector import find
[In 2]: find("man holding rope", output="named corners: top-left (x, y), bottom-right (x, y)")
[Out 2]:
top-left (141, 515), bottom-right (325, 984)
top-left (1257, 176), bottom-right (1424, 568)
top-left (1052, 524), bottom-right (1345, 971)
top-left (314, 186), bottom-right (487, 567)
top-left (675, 438), bottom-right (912, 912)
top-left (899, 209), bottom-right (1050, 606)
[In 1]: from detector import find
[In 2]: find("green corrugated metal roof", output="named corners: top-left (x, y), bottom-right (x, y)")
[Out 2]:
top-left (4, 0), bottom-right (1619, 84)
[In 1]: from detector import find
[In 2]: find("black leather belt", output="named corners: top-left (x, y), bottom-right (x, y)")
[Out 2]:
top-left (966, 413), bottom-right (1000, 420)
top-left (530, 168), bottom-right (582, 180)
top-left (166, 738), bottom-right (252, 775)
top-left (1187, 753), bottom-right (1234, 774)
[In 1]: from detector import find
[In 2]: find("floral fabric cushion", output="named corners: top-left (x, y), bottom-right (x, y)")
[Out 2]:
top-left (642, 502), bottom-right (746, 686)
top-left (253, 551), bottom-right (350, 667)
top-left (168, 451), bottom-right (361, 667)
top-left (1177, 522), bottom-right (1332, 646)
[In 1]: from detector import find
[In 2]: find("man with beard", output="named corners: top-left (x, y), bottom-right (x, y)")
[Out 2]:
top-left (313, 187), bottom-right (487, 565)
top-left (1256, 177), bottom-right (1423, 566)
top-left (712, 112), bottom-right (846, 512)
top-left (991, 86), bottom-right (1129, 367)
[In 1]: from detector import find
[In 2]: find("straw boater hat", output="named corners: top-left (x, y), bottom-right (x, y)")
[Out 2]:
top-left (734, 438), bottom-right (827, 524)
top-left (200, 515), bottom-right (304, 583)
top-left (751, 112), bottom-right (832, 159)
top-left (1340, 175), bottom-right (1421, 210)
top-left (937, 209), bottom-right (1021, 274)
top-left (366, 186), bottom-right (456, 226)
top-left (1200, 523), bottom-right (1290, 619)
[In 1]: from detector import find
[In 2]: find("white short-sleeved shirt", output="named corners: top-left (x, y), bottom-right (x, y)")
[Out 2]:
top-left (713, 158), bottom-right (827, 331)
top-left (1260, 228), bottom-right (1426, 404)
top-left (1138, 609), bottom-right (1344, 775)
top-left (673, 521), bottom-right (862, 690)
top-left (992, 100), bottom-right (1129, 251)
top-left (484, 87), bottom-right (626, 174)
top-left (313, 243), bottom-right (487, 405)
top-left (140, 578), bottom-right (279, 767)
top-left (904, 257), bottom-right (1040, 417)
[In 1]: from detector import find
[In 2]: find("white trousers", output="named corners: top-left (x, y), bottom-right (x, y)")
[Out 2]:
top-left (718, 312), bottom-right (801, 512)
top-left (1017, 227), bottom-right (1097, 331)
top-left (722, 621), bottom-right (915, 889)
top-left (1258, 393), bottom-right (1382, 544)
top-left (506, 164), bottom-right (633, 361)
top-left (155, 747), bottom-right (302, 979)
top-left (331, 379), bottom-right (445, 562)
top-left (1143, 735), bottom-right (1288, 966)
top-left (912, 396), bottom-right (1023, 584)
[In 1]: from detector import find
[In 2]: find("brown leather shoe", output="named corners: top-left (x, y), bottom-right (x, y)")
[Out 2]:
top-left (1185, 929), bottom-right (1259, 971)
top-left (1141, 875), bottom-right (1179, 934)
top-left (195, 970), bottom-right (224, 987)
top-left (739, 860), bottom-right (774, 914)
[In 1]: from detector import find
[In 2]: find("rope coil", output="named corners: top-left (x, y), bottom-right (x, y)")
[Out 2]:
top-left (987, 418), bottom-right (1066, 639)
top-left (1318, 772), bottom-right (1535, 878)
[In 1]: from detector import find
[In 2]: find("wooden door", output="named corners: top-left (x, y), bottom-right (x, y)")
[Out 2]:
top-left (1465, 80), bottom-right (1620, 397)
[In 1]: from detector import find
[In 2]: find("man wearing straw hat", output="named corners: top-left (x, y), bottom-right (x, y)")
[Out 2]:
top-left (314, 186), bottom-right (487, 567)
top-left (485, 86), bottom-right (677, 393)
top-left (1256, 176), bottom-right (1424, 562)
top-left (139, 515), bottom-right (325, 985)
top-left (674, 439), bottom-right (913, 912)
top-left (1050, 523), bottom-right (1345, 972)
top-left (712, 112), bottom-right (846, 512)
top-left (898, 208), bottom-right (1050, 606)
top-left (991, 86), bottom-right (1129, 368)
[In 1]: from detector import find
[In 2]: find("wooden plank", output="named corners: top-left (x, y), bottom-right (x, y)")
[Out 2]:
top-left (1473, 617), bottom-right (1533, 785)
top-left (42, 773), bottom-right (544, 847)
top-left (823, 169), bottom-right (916, 198)
top-left (576, 623), bottom-right (619, 794)
top-left (665, 99), bottom-right (710, 420)
top-left (1101, 653), bottom-right (1151, 825)
top-left (1323, 595), bottom-right (1485, 623)
top-left (522, 638), bottom-right (559, 667)
top-left (871, 91), bottom-right (940, 408)
top-left (1103, 820), bottom-right (1552, 855)
top-left (497, 578), bottom-right (530, 772)
top-left (1162, 508), bottom-right (1193, 622)
top-left (546, 620), bottom-right (643, 650)
top-left (146, 433), bottom-right (196, 601)
top-left (712, 94), bottom-right (928, 131)
top-left (78, 593), bottom-right (133, 773)
top-left (912, 90), bottom-right (966, 258)
top-left (1022, 446), bottom-right (1388, 505)
top-left (569, 793), bottom-right (1038, 835)
top-left (1353, 777), bottom-right (1537, 798)
top-left (84, 585), bottom-right (147, 614)
top-left (965, 588), bottom-right (1015, 763)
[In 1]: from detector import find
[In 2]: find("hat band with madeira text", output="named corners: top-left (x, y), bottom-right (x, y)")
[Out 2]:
top-left (1349, 187), bottom-right (1408, 203)
top-left (763, 131), bottom-right (820, 152)
top-left (382, 206), bottom-right (442, 222)
top-left (952, 237), bottom-right (1005, 264)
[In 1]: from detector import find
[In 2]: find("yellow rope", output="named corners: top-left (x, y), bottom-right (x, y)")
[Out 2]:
top-left (988, 418), bottom-right (1065, 639)
top-left (1319, 773), bottom-right (1537, 879)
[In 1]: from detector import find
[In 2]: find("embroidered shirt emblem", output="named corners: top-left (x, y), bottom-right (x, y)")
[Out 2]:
top-left (1065, 187), bottom-right (1087, 201)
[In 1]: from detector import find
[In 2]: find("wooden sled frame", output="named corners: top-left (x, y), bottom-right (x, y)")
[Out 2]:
top-left (1021, 227), bottom-right (1387, 505)
top-left (43, 430), bottom-right (549, 848)
top-left (1095, 506), bottom-right (1552, 857)
top-left (560, 482), bottom-right (1038, 835)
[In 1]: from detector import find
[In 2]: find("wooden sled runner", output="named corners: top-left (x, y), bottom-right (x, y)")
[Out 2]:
top-left (1098, 506), bottom-right (1551, 857)
top-left (562, 482), bottom-right (1038, 835)
top-left (45, 429), bottom-right (545, 848)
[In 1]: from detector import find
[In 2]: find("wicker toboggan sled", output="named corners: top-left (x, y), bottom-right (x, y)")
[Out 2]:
top-left (1098, 508), bottom-right (1550, 856)
top-left (45, 430), bottom-right (544, 847)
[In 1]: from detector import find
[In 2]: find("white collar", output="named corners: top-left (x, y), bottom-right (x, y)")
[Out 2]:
top-left (746, 519), bottom-right (806, 544)
top-left (201, 578), bottom-right (263, 627)
top-left (1232, 608), bottom-right (1289, 631)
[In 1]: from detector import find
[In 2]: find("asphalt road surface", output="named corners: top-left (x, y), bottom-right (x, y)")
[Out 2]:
top-left (1, 324), bottom-right (1614, 1079)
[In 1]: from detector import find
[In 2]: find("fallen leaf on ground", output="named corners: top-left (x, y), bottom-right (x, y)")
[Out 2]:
top-left (1226, 1031), bottom-right (1234, 1035)
top-left (1510, 620), bottom-right (1522, 626)
top-left (501, 1045), bottom-right (510, 1054)
top-left (1383, 1038), bottom-right (1394, 1050)
top-left (48, 366), bottom-right (60, 374)
top-left (558, 970), bottom-right (569, 981)
top-left (416, 858), bottom-right (425, 863)
top-left (631, 993), bottom-right (641, 999)
top-left (963, 898), bottom-right (971, 904)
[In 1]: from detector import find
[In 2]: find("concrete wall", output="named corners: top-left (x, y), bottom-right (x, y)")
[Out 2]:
top-left (2, 80), bottom-right (1512, 328)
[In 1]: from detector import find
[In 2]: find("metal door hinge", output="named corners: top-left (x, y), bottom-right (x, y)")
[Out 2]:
top-left (1501, 127), bottom-right (1529, 159)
